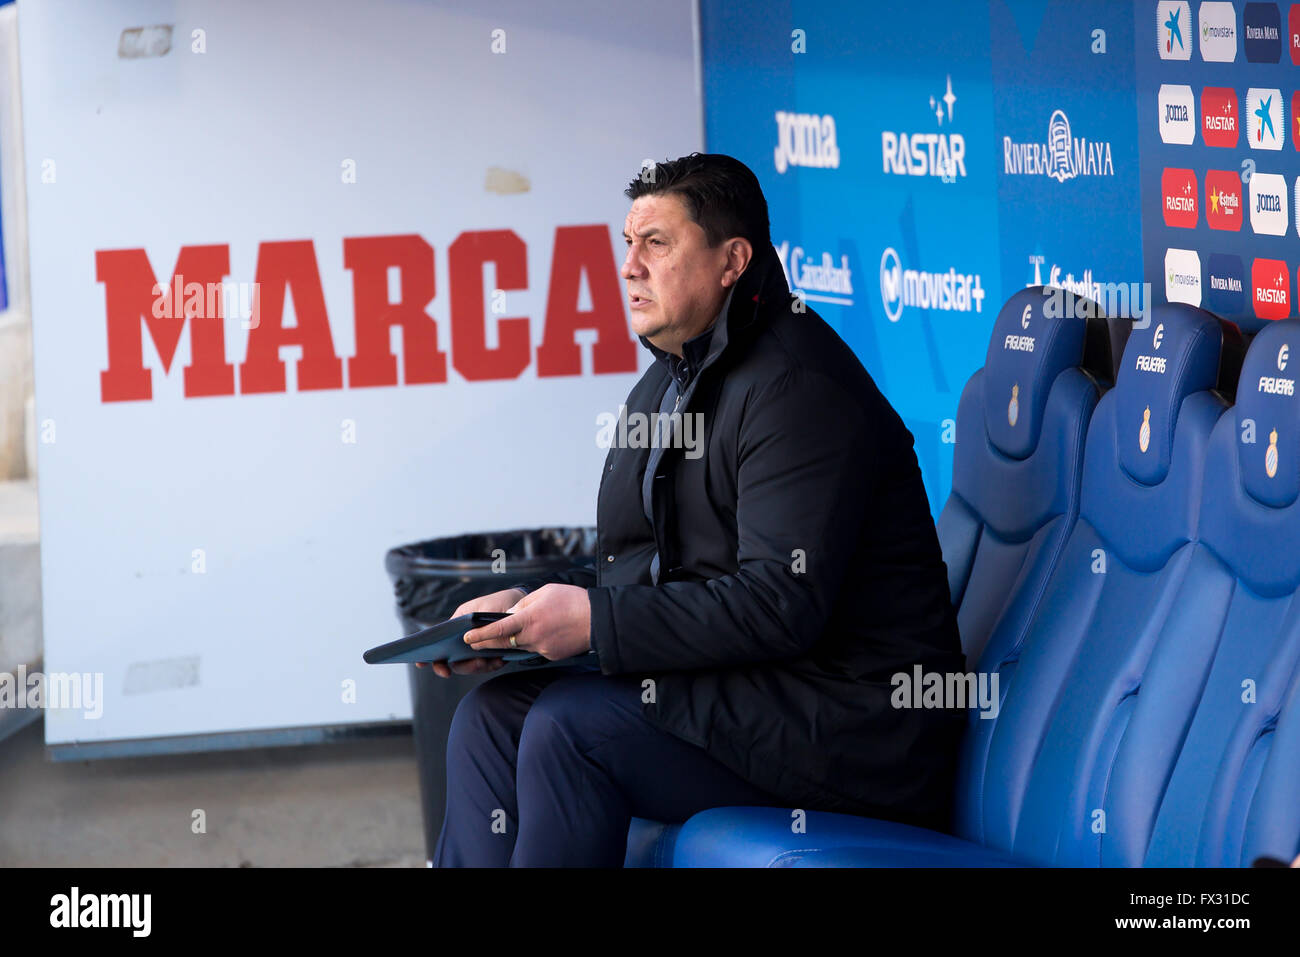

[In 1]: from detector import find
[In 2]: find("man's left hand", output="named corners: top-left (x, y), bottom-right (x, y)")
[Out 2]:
top-left (462, 583), bottom-right (592, 661)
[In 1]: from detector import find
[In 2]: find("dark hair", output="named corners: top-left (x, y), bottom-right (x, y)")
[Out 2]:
top-left (624, 153), bottom-right (771, 251)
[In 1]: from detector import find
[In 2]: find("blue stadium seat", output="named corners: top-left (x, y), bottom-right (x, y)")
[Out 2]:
top-left (1137, 319), bottom-right (1300, 866)
top-left (937, 285), bottom-right (1114, 668)
top-left (661, 302), bottom-right (1242, 867)
top-left (979, 305), bottom-right (1236, 864)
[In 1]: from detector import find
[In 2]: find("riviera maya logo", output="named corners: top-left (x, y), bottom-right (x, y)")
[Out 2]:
top-left (1048, 111), bottom-right (1076, 182)
top-left (1002, 109), bottom-right (1114, 182)
top-left (1008, 383), bottom-right (1020, 427)
top-left (1140, 406), bottom-right (1152, 453)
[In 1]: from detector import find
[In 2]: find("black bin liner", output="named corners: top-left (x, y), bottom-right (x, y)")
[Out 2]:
top-left (384, 526), bottom-right (597, 863)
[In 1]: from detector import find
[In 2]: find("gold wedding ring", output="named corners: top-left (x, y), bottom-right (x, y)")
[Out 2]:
top-left (509, 635), bottom-right (518, 648)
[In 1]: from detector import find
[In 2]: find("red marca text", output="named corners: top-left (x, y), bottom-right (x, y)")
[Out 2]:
top-left (97, 227), bottom-right (636, 402)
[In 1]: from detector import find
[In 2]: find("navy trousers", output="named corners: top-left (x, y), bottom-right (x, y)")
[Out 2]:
top-left (432, 659), bottom-right (786, 867)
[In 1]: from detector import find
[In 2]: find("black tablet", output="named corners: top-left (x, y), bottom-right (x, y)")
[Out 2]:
top-left (363, 612), bottom-right (541, 665)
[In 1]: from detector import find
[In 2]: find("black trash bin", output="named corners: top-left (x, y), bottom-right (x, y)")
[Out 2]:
top-left (384, 527), bottom-right (597, 865)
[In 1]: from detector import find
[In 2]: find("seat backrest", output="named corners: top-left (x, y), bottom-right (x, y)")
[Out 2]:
top-left (953, 304), bottom-right (1235, 862)
top-left (1134, 319), bottom-right (1300, 866)
top-left (938, 285), bottom-right (1112, 668)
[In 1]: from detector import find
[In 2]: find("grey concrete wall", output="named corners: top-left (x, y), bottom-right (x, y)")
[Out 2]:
top-left (0, 479), bottom-right (39, 668)
top-left (0, 318), bottom-right (32, 480)
top-left (0, 478), bottom-right (40, 746)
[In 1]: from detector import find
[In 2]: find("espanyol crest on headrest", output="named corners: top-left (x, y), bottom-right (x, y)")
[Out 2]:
top-left (1008, 383), bottom-right (1020, 427)
top-left (1139, 406), bottom-right (1151, 453)
top-left (1266, 428), bottom-right (1279, 479)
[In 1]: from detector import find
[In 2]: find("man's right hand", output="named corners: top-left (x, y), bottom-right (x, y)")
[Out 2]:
top-left (417, 587), bottom-right (527, 678)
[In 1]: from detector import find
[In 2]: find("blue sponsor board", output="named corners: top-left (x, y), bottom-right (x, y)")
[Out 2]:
top-left (1243, 2), bottom-right (1282, 62)
top-left (1136, 0), bottom-right (1300, 332)
top-left (1205, 251), bottom-right (1247, 315)
top-left (991, 0), bottom-right (1146, 334)
top-left (700, 0), bottom-right (1000, 514)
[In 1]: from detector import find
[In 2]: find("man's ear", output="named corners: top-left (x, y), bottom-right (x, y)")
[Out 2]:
top-left (720, 237), bottom-right (753, 288)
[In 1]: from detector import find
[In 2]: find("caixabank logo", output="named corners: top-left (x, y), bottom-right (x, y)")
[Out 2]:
top-left (1244, 2), bottom-right (1283, 62)
top-left (1162, 168), bottom-right (1199, 227)
top-left (1247, 88), bottom-right (1285, 150)
top-left (1158, 1), bottom-right (1193, 59)
top-left (1205, 169), bottom-right (1243, 231)
top-left (1199, 1), bottom-right (1239, 61)
top-left (880, 74), bottom-right (965, 179)
top-left (1202, 87), bottom-right (1240, 148)
top-left (1250, 172), bottom-right (1290, 235)
top-left (775, 241), bottom-right (854, 306)
top-left (1159, 84), bottom-right (1196, 145)
top-left (1253, 257), bottom-right (1291, 319)
top-left (1205, 253), bottom-right (1246, 316)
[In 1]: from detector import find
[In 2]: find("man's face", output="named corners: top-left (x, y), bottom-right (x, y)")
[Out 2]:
top-left (621, 194), bottom-right (731, 354)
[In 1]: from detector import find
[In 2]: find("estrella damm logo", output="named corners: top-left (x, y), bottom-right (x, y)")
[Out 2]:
top-left (1205, 169), bottom-right (1243, 231)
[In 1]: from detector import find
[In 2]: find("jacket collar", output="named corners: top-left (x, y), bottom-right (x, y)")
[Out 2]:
top-left (637, 241), bottom-right (789, 379)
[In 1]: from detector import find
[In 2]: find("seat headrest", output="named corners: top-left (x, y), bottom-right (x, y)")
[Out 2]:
top-left (1114, 304), bottom-right (1226, 486)
top-left (982, 286), bottom-right (1102, 459)
top-left (1235, 320), bottom-right (1300, 508)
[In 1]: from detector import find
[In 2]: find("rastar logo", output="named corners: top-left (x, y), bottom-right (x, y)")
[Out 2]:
top-left (1165, 247), bottom-right (1202, 306)
top-left (881, 75), bottom-right (966, 179)
top-left (1163, 168), bottom-right (1200, 227)
top-left (1205, 169), bottom-right (1243, 231)
top-left (1245, 2), bottom-right (1283, 62)
top-left (775, 111), bottom-right (841, 174)
top-left (1158, 1), bottom-right (1193, 59)
top-left (1200, 1), bottom-right (1239, 61)
top-left (1201, 87), bottom-right (1240, 148)
top-left (1291, 3), bottom-right (1300, 63)
top-left (1250, 172), bottom-right (1290, 235)
top-left (1158, 84), bottom-right (1197, 144)
top-left (1253, 257), bottom-right (1291, 319)
top-left (1002, 109), bottom-right (1114, 181)
top-left (95, 229), bottom-right (638, 403)
top-left (1247, 87), bottom-right (1285, 150)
